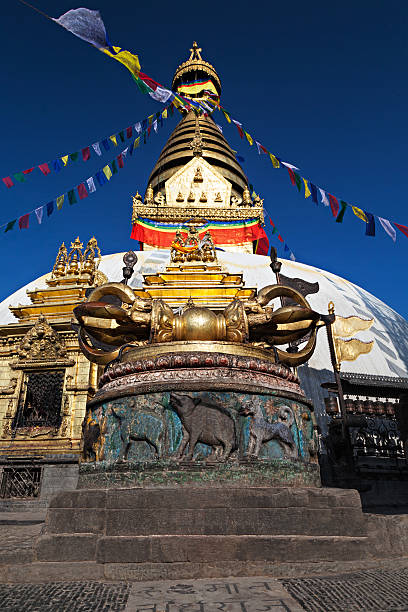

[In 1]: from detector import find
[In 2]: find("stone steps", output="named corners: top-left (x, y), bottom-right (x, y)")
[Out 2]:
top-left (36, 533), bottom-right (370, 564)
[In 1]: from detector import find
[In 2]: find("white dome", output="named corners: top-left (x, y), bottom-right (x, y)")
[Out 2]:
top-left (2, 249), bottom-right (407, 425)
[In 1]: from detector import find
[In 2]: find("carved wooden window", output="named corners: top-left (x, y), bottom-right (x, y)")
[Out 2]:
top-left (14, 370), bottom-right (65, 428)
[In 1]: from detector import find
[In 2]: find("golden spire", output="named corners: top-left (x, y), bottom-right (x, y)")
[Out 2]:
top-left (189, 42), bottom-right (202, 61)
top-left (172, 42), bottom-right (221, 98)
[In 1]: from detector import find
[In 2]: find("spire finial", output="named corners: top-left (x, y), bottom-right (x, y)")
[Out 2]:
top-left (189, 42), bottom-right (202, 61)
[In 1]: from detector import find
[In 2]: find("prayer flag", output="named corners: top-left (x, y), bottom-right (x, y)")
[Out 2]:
top-left (23, 168), bottom-right (34, 175)
top-left (13, 172), bottom-right (26, 183)
top-left (69, 152), bottom-right (79, 162)
top-left (5, 219), bottom-right (16, 232)
top-left (328, 194), bottom-right (339, 217)
top-left (148, 115), bottom-right (153, 126)
top-left (153, 119), bottom-right (158, 133)
top-left (52, 159), bottom-right (63, 173)
top-left (352, 206), bottom-right (368, 223)
top-left (18, 213), bottom-right (29, 229)
top-left (245, 131), bottom-right (253, 145)
top-left (281, 161), bottom-right (299, 171)
top-left (86, 177), bottom-right (96, 193)
top-left (122, 147), bottom-right (128, 157)
top-left (38, 163), bottom-right (51, 175)
top-left (118, 131), bottom-right (125, 143)
top-left (56, 195), bottom-right (64, 210)
top-left (61, 155), bottom-right (69, 166)
top-left (126, 126), bottom-right (132, 139)
top-left (100, 46), bottom-right (141, 80)
top-left (134, 122), bottom-right (141, 133)
top-left (92, 142), bottom-right (102, 156)
top-left (46, 201), bottom-right (54, 216)
top-left (378, 217), bottom-right (396, 242)
top-left (287, 168), bottom-right (296, 186)
top-left (111, 160), bottom-right (118, 175)
top-left (284, 244), bottom-right (290, 254)
top-left (303, 178), bottom-right (311, 198)
top-left (293, 172), bottom-right (302, 192)
top-left (162, 109), bottom-right (168, 119)
top-left (232, 120), bottom-right (244, 138)
top-left (269, 153), bottom-right (280, 168)
top-left (134, 137), bottom-right (140, 148)
top-left (364, 211), bottom-right (375, 236)
top-left (35, 207), bottom-right (43, 224)
top-left (336, 201), bottom-right (348, 223)
top-left (82, 147), bottom-right (91, 161)
top-left (117, 154), bottom-right (124, 168)
top-left (142, 119), bottom-right (147, 131)
top-left (103, 165), bottom-right (112, 180)
top-left (109, 135), bottom-right (118, 146)
top-left (102, 138), bottom-right (110, 151)
top-left (256, 141), bottom-right (268, 155)
top-left (96, 171), bottom-right (107, 186)
top-left (53, 8), bottom-right (108, 48)
top-left (77, 183), bottom-right (88, 199)
top-left (2, 177), bottom-right (13, 188)
top-left (395, 222), bottom-right (408, 238)
top-left (68, 189), bottom-right (77, 205)
top-left (290, 252), bottom-right (296, 261)
top-left (319, 188), bottom-right (329, 207)
top-left (310, 183), bottom-right (318, 204)
top-left (269, 219), bottom-right (278, 235)
top-left (222, 110), bottom-right (231, 123)
top-left (278, 234), bottom-right (284, 243)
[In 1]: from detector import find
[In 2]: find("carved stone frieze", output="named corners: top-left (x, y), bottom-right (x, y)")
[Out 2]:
top-left (0, 378), bottom-right (18, 395)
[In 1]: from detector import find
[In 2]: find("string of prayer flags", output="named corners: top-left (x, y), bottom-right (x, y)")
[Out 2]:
top-left (268, 218), bottom-right (296, 261)
top-left (1, 105), bottom-right (174, 189)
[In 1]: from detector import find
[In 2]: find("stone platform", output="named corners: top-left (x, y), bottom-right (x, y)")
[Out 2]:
top-left (30, 484), bottom-right (389, 580)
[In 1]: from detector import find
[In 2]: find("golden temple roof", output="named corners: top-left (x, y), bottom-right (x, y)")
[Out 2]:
top-left (172, 42), bottom-right (221, 97)
top-left (147, 111), bottom-right (248, 198)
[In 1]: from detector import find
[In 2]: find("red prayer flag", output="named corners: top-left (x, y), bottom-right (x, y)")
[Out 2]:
top-left (117, 154), bottom-right (124, 169)
top-left (148, 126), bottom-right (151, 136)
top-left (287, 168), bottom-right (296, 186)
top-left (138, 72), bottom-right (159, 91)
top-left (126, 126), bottom-right (132, 139)
top-left (328, 194), bottom-right (340, 217)
top-left (18, 213), bottom-right (30, 229)
top-left (77, 183), bottom-right (88, 200)
top-left (254, 227), bottom-right (269, 255)
top-left (23, 168), bottom-right (34, 175)
top-left (278, 234), bottom-right (284, 243)
top-left (2, 177), bottom-right (13, 188)
top-left (395, 223), bottom-right (408, 238)
top-left (82, 147), bottom-right (91, 161)
top-left (38, 163), bottom-right (51, 175)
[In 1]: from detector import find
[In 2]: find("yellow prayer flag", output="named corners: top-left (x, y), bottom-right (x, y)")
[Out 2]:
top-left (56, 195), bottom-right (64, 210)
top-left (223, 110), bottom-right (231, 123)
top-left (352, 206), bottom-right (368, 223)
top-left (148, 115), bottom-right (154, 126)
top-left (269, 153), bottom-right (280, 168)
top-left (103, 165), bottom-right (112, 181)
top-left (245, 132), bottom-right (253, 146)
top-left (162, 109), bottom-right (168, 119)
top-left (134, 137), bottom-right (140, 148)
top-left (61, 155), bottom-right (69, 166)
top-left (333, 314), bottom-right (374, 338)
top-left (99, 46), bottom-right (140, 79)
top-left (334, 337), bottom-right (374, 364)
top-left (109, 135), bottom-right (118, 147)
top-left (303, 178), bottom-right (311, 198)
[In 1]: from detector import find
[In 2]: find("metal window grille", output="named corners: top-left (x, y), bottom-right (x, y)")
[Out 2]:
top-left (13, 370), bottom-right (65, 429)
top-left (0, 466), bottom-right (42, 498)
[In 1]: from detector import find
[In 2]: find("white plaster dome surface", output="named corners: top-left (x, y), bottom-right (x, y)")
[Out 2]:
top-left (1, 250), bottom-right (407, 385)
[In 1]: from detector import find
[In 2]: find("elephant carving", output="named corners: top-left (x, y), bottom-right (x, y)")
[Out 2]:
top-left (169, 393), bottom-right (237, 462)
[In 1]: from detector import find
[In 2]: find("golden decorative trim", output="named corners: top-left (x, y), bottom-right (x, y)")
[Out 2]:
top-left (132, 203), bottom-right (264, 224)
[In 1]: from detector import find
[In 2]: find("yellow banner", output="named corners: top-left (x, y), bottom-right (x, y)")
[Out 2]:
top-left (245, 132), bottom-right (253, 145)
top-left (177, 80), bottom-right (218, 96)
top-left (333, 315), bottom-right (374, 338)
top-left (100, 46), bottom-right (140, 79)
top-left (352, 206), bottom-right (368, 223)
top-left (303, 178), bottom-right (311, 198)
top-left (269, 153), bottom-right (280, 168)
top-left (109, 135), bottom-right (117, 146)
top-left (334, 337), bottom-right (374, 364)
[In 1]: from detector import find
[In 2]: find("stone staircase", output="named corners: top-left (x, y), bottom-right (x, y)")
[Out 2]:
top-left (35, 486), bottom-right (371, 571)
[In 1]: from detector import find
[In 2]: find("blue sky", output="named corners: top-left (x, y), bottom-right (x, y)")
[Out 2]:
top-left (1, 1), bottom-right (408, 318)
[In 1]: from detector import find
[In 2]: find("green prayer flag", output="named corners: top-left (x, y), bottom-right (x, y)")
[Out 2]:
top-left (132, 74), bottom-right (152, 95)
top-left (5, 219), bottom-right (16, 232)
top-left (271, 226), bottom-right (277, 235)
top-left (336, 201), bottom-right (348, 223)
top-left (56, 195), bottom-right (64, 210)
top-left (13, 172), bottom-right (26, 183)
top-left (70, 152), bottom-right (79, 162)
top-left (111, 159), bottom-right (118, 175)
top-left (119, 131), bottom-right (125, 143)
top-left (68, 189), bottom-right (77, 205)
top-left (143, 132), bottom-right (147, 144)
top-left (294, 172), bottom-right (302, 192)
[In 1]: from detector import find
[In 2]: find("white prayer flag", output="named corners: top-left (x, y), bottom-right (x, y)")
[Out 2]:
top-left (134, 122), bottom-right (141, 133)
top-left (92, 142), bottom-right (102, 156)
top-left (86, 177), bottom-right (96, 193)
top-left (281, 161), bottom-right (299, 171)
top-left (35, 207), bottom-right (44, 224)
top-left (378, 217), bottom-right (396, 242)
top-left (319, 188), bottom-right (329, 207)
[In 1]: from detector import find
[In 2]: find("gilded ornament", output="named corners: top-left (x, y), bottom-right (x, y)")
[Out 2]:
top-left (214, 193), bottom-right (222, 202)
top-left (176, 192), bottom-right (184, 202)
top-left (199, 192), bottom-right (207, 203)
top-left (145, 184), bottom-right (154, 205)
top-left (194, 167), bottom-right (203, 182)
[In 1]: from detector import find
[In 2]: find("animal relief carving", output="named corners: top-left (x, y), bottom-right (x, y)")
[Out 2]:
top-left (239, 403), bottom-right (298, 459)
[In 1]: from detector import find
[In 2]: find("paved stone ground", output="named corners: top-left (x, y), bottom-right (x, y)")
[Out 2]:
top-left (1, 522), bottom-right (408, 610)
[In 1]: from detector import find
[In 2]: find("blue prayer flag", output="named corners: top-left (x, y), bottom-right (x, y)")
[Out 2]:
top-left (46, 201), bottom-right (54, 216)
top-left (364, 211), bottom-right (375, 236)
top-left (102, 138), bottom-right (110, 151)
top-left (52, 159), bottom-right (63, 173)
top-left (96, 171), bottom-right (108, 186)
top-left (310, 183), bottom-right (318, 205)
